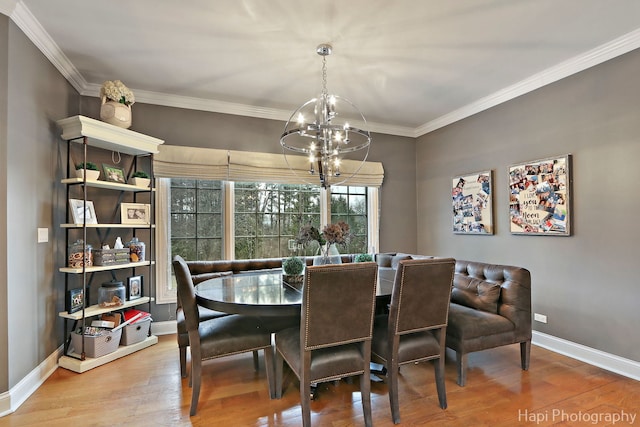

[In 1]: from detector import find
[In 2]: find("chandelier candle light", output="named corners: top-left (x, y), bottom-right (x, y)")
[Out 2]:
top-left (280, 44), bottom-right (371, 188)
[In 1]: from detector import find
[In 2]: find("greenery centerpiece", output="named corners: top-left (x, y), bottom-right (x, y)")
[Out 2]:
top-left (355, 253), bottom-right (373, 263)
top-left (282, 256), bottom-right (305, 288)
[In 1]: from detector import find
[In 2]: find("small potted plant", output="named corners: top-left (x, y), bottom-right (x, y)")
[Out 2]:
top-left (282, 256), bottom-right (305, 289)
top-left (355, 253), bottom-right (373, 263)
top-left (130, 171), bottom-right (151, 188)
top-left (75, 162), bottom-right (100, 180)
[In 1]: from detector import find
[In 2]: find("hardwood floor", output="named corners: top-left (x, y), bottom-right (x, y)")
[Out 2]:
top-left (1, 335), bottom-right (638, 426)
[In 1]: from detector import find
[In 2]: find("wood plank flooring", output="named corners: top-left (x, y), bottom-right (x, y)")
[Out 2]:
top-left (1, 335), bottom-right (638, 426)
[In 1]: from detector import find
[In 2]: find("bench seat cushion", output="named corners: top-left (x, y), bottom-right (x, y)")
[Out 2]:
top-left (447, 303), bottom-right (514, 341)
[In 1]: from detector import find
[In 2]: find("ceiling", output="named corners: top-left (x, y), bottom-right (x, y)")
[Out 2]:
top-left (6, 0), bottom-right (640, 137)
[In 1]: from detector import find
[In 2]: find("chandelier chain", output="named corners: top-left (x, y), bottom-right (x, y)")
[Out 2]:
top-left (321, 56), bottom-right (328, 98)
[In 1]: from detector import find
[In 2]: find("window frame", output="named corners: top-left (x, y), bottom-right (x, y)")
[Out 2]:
top-left (155, 179), bottom-right (379, 304)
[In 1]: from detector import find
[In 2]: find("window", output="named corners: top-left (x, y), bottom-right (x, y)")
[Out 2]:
top-left (170, 179), bottom-right (224, 261)
top-left (234, 182), bottom-right (321, 259)
top-left (330, 185), bottom-right (368, 254)
top-left (156, 179), bottom-right (379, 304)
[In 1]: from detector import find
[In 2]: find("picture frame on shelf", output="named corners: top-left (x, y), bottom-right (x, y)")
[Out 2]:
top-left (121, 203), bottom-right (151, 225)
top-left (127, 275), bottom-right (143, 300)
top-left (102, 164), bottom-right (126, 183)
top-left (508, 154), bottom-right (571, 236)
top-left (69, 199), bottom-right (98, 224)
top-left (65, 288), bottom-right (85, 314)
top-left (452, 170), bottom-right (494, 234)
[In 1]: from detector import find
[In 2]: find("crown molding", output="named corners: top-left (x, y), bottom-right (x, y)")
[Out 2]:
top-left (11, 2), bottom-right (87, 93)
top-left (83, 83), bottom-right (417, 138)
top-left (416, 28), bottom-right (640, 136)
top-left (12, 2), bottom-right (640, 139)
top-left (0, 0), bottom-right (17, 16)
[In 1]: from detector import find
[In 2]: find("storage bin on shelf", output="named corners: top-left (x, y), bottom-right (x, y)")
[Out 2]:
top-left (70, 328), bottom-right (122, 358)
top-left (121, 318), bottom-right (152, 345)
top-left (93, 248), bottom-right (130, 266)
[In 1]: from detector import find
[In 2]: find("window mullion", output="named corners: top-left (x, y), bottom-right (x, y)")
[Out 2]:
top-left (224, 181), bottom-right (235, 259)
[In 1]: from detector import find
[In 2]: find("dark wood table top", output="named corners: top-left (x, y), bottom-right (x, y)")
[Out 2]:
top-left (195, 268), bottom-right (396, 316)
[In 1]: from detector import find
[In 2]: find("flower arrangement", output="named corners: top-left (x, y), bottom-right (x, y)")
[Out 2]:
top-left (297, 221), bottom-right (351, 258)
top-left (100, 80), bottom-right (135, 106)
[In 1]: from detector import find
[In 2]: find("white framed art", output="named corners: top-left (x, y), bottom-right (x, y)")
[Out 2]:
top-left (69, 199), bottom-right (98, 224)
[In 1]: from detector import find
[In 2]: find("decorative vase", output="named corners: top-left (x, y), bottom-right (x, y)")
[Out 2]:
top-left (100, 95), bottom-right (132, 129)
top-left (313, 243), bottom-right (342, 265)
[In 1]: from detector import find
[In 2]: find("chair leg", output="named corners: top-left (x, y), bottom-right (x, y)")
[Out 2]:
top-left (253, 350), bottom-right (260, 371)
top-left (300, 379), bottom-right (312, 427)
top-left (275, 349), bottom-right (284, 399)
top-left (456, 351), bottom-right (468, 387)
top-left (264, 347), bottom-right (275, 399)
top-left (360, 371), bottom-right (373, 427)
top-left (388, 358), bottom-right (401, 424)
top-left (521, 340), bottom-right (531, 370)
top-left (189, 349), bottom-right (202, 416)
top-left (434, 357), bottom-right (447, 409)
top-left (180, 346), bottom-right (187, 378)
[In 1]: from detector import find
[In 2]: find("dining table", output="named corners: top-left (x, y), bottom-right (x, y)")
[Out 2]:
top-left (194, 267), bottom-right (397, 317)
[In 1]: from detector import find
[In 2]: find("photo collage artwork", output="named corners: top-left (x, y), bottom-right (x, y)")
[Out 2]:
top-left (452, 171), bottom-right (493, 234)
top-left (509, 155), bottom-right (570, 235)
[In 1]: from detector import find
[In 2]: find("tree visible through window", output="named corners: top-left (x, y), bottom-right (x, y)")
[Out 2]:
top-left (234, 182), bottom-right (321, 259)
top-left (330, 185), bottom-right (368, 254)
top-left (169, 180), bottom-right (369, 260)
top-left (170, 179), bottom-right (223, 261)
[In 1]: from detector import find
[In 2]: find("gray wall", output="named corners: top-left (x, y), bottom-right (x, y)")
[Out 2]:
top-left (79, 100), bottom-right (417, 321)
top-left (1, 16), bottom-right (79, 391)
top-left (416, 49), bottom-right (640, 362)
top-left (80, 98), bottom-right (418, 255)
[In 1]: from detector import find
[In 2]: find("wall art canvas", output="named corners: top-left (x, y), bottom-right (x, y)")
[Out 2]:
top-left (509, 154), bottom-right (571, 236)
top-left (452, 170), bottom-right (493, 234)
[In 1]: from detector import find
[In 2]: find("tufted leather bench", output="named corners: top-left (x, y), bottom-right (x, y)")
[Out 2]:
top-left (376, 253), bottom-right (532, 386)
top-left (446, 260), bottom-right (532, 386)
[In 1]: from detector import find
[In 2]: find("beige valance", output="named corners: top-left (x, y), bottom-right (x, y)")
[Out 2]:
top-left (154, 145), bottom-right (384, 187)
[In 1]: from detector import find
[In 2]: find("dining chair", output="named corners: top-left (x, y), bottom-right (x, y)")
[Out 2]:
top-left (176, 292), bottom-right (230, 378)
top-left (172, 255), bottom-right (276, 416)
top-left (371, 258), bottom-right (455, 424)
top-left (274, 262), bottom-right (379, 427)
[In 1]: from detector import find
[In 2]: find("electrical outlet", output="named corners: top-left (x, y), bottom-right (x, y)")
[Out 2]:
top-left (534, 313), bottom-right (547, 323)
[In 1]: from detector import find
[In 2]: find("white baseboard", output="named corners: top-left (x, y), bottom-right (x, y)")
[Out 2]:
top-left (0, 344), bottom-right (62, 417)
top-left (0, 320), bottom-right (177, 418)
top-left (532, 331), bottom-right (640, 381)
top-left (150, 320), bottom-right (176, 336)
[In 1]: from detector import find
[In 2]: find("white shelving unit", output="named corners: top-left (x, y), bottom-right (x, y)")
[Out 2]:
top-left (57, 115), bottom-right (163, 373)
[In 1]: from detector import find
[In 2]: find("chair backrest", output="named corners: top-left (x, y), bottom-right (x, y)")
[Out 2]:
top-left (301, 262), bottom-right (378, 351)
top-left (172, 255), bottom-right (200, 333)
top-left (389, 258), bottom-right (455, 335)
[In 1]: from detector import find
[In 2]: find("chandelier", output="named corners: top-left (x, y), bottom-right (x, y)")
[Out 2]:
top-left (280, 44), bottom-right (371, 188)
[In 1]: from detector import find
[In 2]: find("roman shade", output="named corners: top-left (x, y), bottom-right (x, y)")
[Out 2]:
top-left (153, 145), bottom-right (384, 187)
